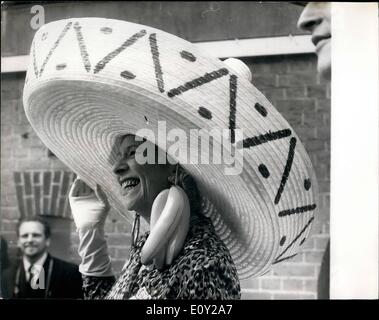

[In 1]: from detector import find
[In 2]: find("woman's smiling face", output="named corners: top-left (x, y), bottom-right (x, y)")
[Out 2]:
top-left (112, 135), bottom-right (173, 221)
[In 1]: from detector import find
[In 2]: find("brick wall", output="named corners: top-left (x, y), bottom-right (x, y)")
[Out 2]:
top-left (0, 54), bottom-right (330, 299)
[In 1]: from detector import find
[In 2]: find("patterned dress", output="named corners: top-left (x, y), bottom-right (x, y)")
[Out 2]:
top-left (82, 214), bottom-right (241, 299)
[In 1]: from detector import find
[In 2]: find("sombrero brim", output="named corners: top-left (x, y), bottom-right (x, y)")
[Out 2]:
top-left (23, 18), bottom-right (318, 279)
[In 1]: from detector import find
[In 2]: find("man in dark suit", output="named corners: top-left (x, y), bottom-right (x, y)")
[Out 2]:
top-left (1, 216), bottom-right (83, 299)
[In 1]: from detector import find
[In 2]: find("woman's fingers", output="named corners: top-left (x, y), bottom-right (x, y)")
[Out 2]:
top-left (78, 179), bottom-right (91, 196)
top-left (70, 178), bottom-right (109, 212)
top-left (69, 178), bottom-right (81, 197)
top-left (95, 184), bottom-right (110, 208)
top-left (83, 181), bottom-right (93, 195)
top-left (70, 178), bottom-right (95, 197)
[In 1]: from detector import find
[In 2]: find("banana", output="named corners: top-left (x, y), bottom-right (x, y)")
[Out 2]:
top-left (150, 189), bottom-right (169, 226)
top-left (149, 189), bottom-right (169, 270)
top-left (165, 188), bottom-right (190, 265)
top-left (140, 186), bottom-right (184, 265)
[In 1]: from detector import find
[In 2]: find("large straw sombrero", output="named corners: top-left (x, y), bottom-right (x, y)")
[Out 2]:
top-left (23, 18), bottom-right (318, 279)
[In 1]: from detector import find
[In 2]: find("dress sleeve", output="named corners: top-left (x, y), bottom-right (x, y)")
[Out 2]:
top-left (82, 275), bottom-right (116, 299)
top-left (77, 225), bottom-right (116, 299)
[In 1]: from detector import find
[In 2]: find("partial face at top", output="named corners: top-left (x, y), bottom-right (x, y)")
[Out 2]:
top-left (17, 221), bottom-right (50, 260)
top-left (112, 135), bottom-right (174, 221)
top-left (297, 2), bottom-right (331, 79)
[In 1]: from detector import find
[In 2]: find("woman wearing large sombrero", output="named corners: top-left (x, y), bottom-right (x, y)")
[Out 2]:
top-left (23, 18), bottom-right (318, 299)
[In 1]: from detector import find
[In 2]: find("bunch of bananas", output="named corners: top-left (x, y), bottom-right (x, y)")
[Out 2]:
top-left (141, 186), bottom-right (191, 269)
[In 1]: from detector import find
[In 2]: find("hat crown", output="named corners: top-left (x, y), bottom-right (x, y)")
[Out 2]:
top-left (224, 58), bottom-right (252, 82)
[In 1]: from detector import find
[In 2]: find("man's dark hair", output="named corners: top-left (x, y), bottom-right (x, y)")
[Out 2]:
top-left (16, 216), bottom-right (51, 239)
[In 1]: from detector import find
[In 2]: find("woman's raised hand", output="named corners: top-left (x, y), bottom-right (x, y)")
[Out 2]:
top-left (69, 177), bottom-right (110, 230)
